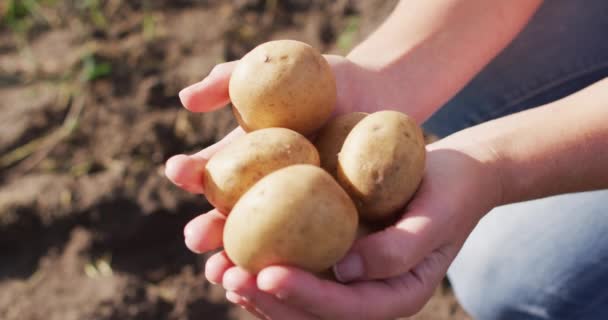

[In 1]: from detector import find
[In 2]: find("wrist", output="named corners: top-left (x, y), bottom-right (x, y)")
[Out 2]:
top-left (429, 136), bottom-right (505, 214)
top-left (343, 54), bottom-right (435, 124)
top-left (324, 54), bottom-right (382, 115)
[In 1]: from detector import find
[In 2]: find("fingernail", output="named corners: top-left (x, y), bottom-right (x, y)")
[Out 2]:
top-left (178, 86), bottom-right (193, 103)
top-left (183, 226), bottom-right (202, 254)
top-left (223, 276), bottom-right (239, 292)
top-left (334, 253), bottom-right (364, 282)
top-left (184, 237), bottom-right (201, 254)
top-left (179, 80), bottom-right (207, 107)
top-left (225, 291), bottom-right (241, 303)
top-left (179, 80), bottom-right (204, 97)
top-left (184, 223), bottom-right (193, 239)
top-left (184, 75), bottom-right (211, 92)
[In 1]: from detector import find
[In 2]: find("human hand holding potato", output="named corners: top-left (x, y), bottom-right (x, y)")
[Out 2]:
top-left (165, 41), bottom-right (501, 319)
top-left (165, 41), bottom-right (381, 252)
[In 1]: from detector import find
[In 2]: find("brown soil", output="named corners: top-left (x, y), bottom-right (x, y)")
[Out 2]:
top-left (0, 1), bottom-right (469, 319)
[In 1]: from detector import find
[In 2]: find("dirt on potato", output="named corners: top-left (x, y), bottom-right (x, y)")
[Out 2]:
top-left (0, 1), bottom-right (469, 319)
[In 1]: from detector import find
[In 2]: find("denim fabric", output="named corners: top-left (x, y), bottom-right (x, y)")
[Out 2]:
top-left (423, 0), bottom-right (608, 138)
top-left (420, 0), bottom-right (608, 319)
top-left (448, 191), bottom-right (608, 320)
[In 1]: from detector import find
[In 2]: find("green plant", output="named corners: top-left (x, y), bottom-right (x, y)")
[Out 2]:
top-left (4, 0), bottom-right (35, 32)
top-left (81, 54), bottom-right (112, 82)
top-left (337, 16), bottom-right (361, 54)
top-left (3, 0), bottom-right (58, 30)
top-left (79, 0), bottom-right (107, 29)
top-left (142, 12), bottom-right (156, 41)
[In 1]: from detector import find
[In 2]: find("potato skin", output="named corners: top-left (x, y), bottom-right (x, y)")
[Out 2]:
top-left (337, 110), bottom-right (426, 221)
top-left (203, 128), bottom-right (319, 213)
top-left (314, 112), bottom-right (368, 178)
top-left (228, 40), bottom-right (336, 135)
top-left (223, 165), bottom-right (358, 274)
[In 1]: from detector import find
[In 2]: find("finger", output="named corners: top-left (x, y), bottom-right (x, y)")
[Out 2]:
top-left (205, 251), bottom-right (233, 284)
top-left (380, 246), bottom-right (458, 316)
top-left (222, 266), bottom-right (258, 294)
top-left (227, 291), bottom-right (316, 320)
top-left (333, 211), bottom-right (439, 282)
top-left (241, 291), bottom-right (316, 320)
top-left (179, 61), bottom-right (237, 112)
top-left (164, 154), bottom-right (206, 194)
top-left (190, 127), bottom-right (246, 160)
top-left (258, 248), bottom-right (455, 319)
top-left (257, 266), bottom-right (366, 319)
top-left (164, 127), bottom-right (245, 194)
top-left (226, 291), bottom-right (268, 320)
top-left (223, 267), bottom-right (316, 320)
top-left (184, 209), bottom-right (226, 253)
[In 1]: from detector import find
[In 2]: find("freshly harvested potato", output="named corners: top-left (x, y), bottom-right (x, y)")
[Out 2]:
top-left (223, 164), bottom-right (358, 274)
top-left (203, 128), bottom-right (319, 213)
top-left (228, 40), bottom-right (336, 135)
top-left (314, 112), bottom-right (368, 177)
top-left (337, 110), bottom-right (426, 221)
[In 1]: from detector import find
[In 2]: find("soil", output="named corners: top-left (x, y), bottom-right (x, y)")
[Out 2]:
top-left (0, 1), bottom-right (470, 319)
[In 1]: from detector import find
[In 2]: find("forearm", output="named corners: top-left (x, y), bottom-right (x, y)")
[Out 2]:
top-left (348, 0), bottom-right (543, 122)
top-left (442, 78), bottom-right (608, 206)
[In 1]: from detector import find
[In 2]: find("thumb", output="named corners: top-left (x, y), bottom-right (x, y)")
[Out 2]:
top-left (333, 213), bottom-right (438, 282)
top-left (164, 127), bottom-right (245, 194)
top-left (178, 61), bottom-right (237, 113)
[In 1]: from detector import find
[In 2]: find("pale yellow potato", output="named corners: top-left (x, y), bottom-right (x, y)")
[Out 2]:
top-left (314, 112), bottom-right (368, 178)
top-left (337, 110), bottom-right (426, 221)
top-left (228, 40), bottom-right (336, 135)
top-left (203, 128), bottom-right (319, 213)
top-left (223, 164), bottom-right (358, 274)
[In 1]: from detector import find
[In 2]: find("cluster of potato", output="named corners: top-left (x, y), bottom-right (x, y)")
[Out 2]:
top-left (203, 40), bottom-right (426, 275)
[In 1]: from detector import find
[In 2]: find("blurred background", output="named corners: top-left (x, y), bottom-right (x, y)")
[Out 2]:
top-left (0, 1), bottom-right (469, 319)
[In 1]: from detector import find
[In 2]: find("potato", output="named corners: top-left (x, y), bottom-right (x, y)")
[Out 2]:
top-left (223, 164), bottom-right (358, 273)
top-left (228, 40), bottom-right (336, 135)
top-left (314, 112), bottom-right (368, 177)
top-left (203, 128), bottom-right (319, 213)
top-left (337, 110), bottom-right (426, 221)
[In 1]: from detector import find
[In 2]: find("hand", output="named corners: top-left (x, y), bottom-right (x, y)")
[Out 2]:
top-left (165, 56), bottom-right (503, 319)
top-left (164, 54), bottom-right (379, 195)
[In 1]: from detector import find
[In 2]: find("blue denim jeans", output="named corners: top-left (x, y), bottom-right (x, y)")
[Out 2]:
top-left (422, 1), bottom-right (608, 319)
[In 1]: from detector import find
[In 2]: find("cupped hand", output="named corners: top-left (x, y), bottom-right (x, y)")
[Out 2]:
top-left (165, 54), bottom-right (382, 254)
top-left (165, 55), bottom-right (504, 319)
top-left (165, 54), bottom-right (376, 196)
top-left (197, 143), bottom-right (502, 320)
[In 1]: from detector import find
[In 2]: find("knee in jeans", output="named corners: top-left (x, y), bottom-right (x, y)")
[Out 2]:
top-left (450, 260), bottom-right (583, 320)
